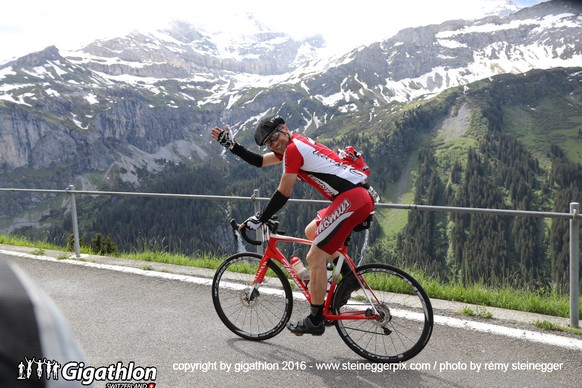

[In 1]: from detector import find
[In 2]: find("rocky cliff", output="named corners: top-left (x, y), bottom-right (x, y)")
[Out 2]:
top-left (0, 0), bottom-right (580, 192)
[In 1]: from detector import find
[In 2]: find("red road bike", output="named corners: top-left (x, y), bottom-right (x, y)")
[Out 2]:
top-left (211, 219), bottom-right (433, 362)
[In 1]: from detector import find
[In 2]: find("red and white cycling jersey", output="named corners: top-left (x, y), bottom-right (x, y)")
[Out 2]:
top-left (275, 134), bottom-right (367, 199)
top-left (274, 133), bottom-right (374, 254)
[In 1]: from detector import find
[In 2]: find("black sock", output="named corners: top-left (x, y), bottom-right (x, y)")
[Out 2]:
top-left (308, 303), bottom-right (324, 324)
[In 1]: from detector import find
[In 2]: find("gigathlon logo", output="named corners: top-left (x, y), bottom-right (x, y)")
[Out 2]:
top-left (17, 357), bottom-right (157, 387)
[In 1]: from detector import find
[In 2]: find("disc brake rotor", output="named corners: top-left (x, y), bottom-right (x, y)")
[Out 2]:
top-left (240, 287), bottom-right (260, 307)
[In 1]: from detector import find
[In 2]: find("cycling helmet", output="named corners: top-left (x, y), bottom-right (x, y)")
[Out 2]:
top-left (254, 114), bottom-right (285, 146)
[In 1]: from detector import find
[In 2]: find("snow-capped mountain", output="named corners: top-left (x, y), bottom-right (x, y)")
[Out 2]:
top-left (72, 19), bottom-right (325, 78)
top-left (290, 0), bottom-right (582, 111)
top-left (0, 0), bottom-right (580, 191)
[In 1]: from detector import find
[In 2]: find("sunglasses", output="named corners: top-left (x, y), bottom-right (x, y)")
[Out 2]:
top-left (265, 130), bottom-right (283, 147)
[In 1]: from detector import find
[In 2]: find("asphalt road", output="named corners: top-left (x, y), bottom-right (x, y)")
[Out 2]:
top-left (2, 253), bottom-right (581, 388)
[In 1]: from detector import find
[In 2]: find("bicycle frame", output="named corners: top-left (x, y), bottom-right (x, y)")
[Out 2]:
top-left (249, 225), bottom-right (383, 323)
top-left (215, 220), bottom-right (434, 362)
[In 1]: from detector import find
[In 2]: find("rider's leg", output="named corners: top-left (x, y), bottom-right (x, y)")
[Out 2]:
top-left (287, 244), bottom-right (329, 336)
top-left (305, 244), bottom-right (329, 306)
top-left (288, 193), bottom-right (373, 336)
top-left (304, 219), bottom-right (317, 240)
top-left (305, 219), bottom-right (350, 276)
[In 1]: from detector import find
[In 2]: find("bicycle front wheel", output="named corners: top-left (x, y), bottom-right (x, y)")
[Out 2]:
top-left (333, 264), bottom-right (433, 363)
top-left (212, 252), bottom-right (293, 341)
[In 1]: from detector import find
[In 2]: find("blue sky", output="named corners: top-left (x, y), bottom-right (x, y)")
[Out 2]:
top-left (0, 0), bottom-right (546, 63)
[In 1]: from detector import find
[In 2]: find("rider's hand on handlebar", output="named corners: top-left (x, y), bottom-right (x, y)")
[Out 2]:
top-left (211, 125), bottom-right (235, 150)
top-left (241, 214), bottom-right (262, 231)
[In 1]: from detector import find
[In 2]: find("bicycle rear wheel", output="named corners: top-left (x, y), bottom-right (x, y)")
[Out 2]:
top-left (212, 252), bottom-right (293, 341)
top-left (333, 264), bottom-right (433, 363)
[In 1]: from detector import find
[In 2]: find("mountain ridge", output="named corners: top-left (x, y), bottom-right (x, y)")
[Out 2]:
top-left (0, 0), bottom-right (581, 238)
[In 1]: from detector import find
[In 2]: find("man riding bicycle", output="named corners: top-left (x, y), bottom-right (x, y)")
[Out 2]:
top-left (211, 114), bottom-right (374, 335)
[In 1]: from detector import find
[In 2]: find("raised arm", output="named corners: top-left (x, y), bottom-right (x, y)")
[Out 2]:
top-left (211, 126), bottom-right (266, 167)
top-left (262, 152), bottom-right (283, 167)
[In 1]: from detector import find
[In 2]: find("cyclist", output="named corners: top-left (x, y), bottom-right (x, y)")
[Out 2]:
top-left (211, 114), bottom-right (374, 335)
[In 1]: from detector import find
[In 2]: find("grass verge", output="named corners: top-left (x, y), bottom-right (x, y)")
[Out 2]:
top-left (1, 234), bottom-right (580, 325)
top-left (455, 305), bottom-right (494, 319)
top-left (410, 269), bottom-right (580, 319)
top-left (533, 320), bottom-right (582, 335)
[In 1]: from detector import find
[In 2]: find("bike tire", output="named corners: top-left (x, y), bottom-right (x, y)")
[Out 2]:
top-left (212, 252), bottom-right (293, 341)
top-left (333, 263), bottom-right (433, 363)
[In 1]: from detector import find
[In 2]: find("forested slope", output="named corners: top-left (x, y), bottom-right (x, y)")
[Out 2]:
top-left (39, 67), bottom-right (582, 291)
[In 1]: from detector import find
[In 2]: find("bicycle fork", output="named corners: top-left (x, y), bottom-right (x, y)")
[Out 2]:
top-left (242, 258), bottom-right (271, 304)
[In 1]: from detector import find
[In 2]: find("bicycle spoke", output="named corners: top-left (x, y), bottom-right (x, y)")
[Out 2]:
top-left (334, 264), bottom-right (433, 362)
top-left (212, 253), bottom-right (293, 340)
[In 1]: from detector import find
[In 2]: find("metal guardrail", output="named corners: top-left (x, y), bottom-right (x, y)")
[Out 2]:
top-left (0, 186), bottom-right (580, 328)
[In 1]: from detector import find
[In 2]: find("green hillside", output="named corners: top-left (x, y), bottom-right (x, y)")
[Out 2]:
top-left (360, 67), bottom-right (582, 292)
top-left (24, 67), bottom-right (582, 293)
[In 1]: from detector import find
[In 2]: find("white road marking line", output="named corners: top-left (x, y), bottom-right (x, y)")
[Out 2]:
top-left (3, 249), bottom-right (581, 351)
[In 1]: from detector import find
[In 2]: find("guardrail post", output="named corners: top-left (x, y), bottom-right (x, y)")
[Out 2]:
top-left (570, 202), bottom-right (580, 329)
top-left (67, 185), bottom-right (81, 258)
top-left (253, 189), bottom-right (261, 253)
